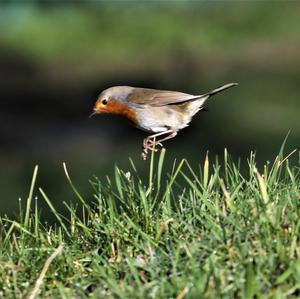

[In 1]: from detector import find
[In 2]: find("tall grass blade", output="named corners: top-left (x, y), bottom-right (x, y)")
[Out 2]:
top-left (39, 188), bottom-right (70, 237)
top-left (114, 166), bottom-right (124, 199)
top-left (157, 148), bottom-right (166, 191)
top-left (163, 159), bottom-right (186, 200)
top-left (63, 162), bottom-right (91, 215)
top-left (203, 151), bottom-right (209, 188)
top-left (24, 165), bottom-right (38, 228)
top-left (146, 142), bottom-right (156, 196)
top-left (224, 148), bottom-right (228, 183)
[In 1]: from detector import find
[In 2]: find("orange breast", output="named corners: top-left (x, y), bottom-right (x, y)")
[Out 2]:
top-left (101, 99), bottom-right (138, 125)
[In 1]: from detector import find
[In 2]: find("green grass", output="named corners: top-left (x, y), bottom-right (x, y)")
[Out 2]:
top-left (1, 146), bottom-right (300, 298)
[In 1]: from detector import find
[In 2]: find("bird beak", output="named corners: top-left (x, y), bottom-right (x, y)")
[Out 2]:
top-left (88, 111), bottom-right (97, 118)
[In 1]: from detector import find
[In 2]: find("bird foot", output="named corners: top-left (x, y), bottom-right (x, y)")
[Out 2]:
top-left (141, 138), bottom-right (163, 160)
top-left (143, 138), bottom-right (162, 149)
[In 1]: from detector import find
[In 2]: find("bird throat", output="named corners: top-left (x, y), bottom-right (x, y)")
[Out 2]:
top-left (101, 99), bottom-right (138, 125)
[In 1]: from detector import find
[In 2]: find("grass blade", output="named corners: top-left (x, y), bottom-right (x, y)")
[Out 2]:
top-left (39, 188), bottom-right (70, 237)
top-left (24, 165), bottom-right (38, 228)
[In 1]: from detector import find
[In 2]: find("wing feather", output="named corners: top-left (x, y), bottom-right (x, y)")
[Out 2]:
top-left (127, 83), bottom-right (237, 107)
top-left (127, 88), bottom-right (201, 107)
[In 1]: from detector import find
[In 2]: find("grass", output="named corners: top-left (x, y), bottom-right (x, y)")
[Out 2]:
top-left (1, 146), bottom-right (300, 299)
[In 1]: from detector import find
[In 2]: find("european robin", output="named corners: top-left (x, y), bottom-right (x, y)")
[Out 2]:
top-left (92, 83), bottom-right (238, 160)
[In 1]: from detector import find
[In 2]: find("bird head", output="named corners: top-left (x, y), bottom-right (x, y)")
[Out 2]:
top-left (93, 95), bottom-right (110, 114)
top-left (91, 86), bottom-right (138, 124)
top-left (92, 86), bottom-right (132, 114)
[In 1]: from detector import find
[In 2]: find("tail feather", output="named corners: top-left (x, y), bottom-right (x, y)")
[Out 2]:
top-left (204, 83), bottom-right (238, 97)
top-left (190, 82), bottom-right (238, 111)
top-left (167, 82), bottom-right (238, 106)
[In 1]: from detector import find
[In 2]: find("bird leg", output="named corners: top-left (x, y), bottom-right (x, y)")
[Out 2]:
top-left (155, 131), bottom-right (178, 144)
top-left (143, 130), bottom-right (173, 151)
top-left (143, 137), bottom-right (162, 151)
top-left (141, 137), bottom-right (163, 161)
top-left (141, 130), bottom-right (177, 160)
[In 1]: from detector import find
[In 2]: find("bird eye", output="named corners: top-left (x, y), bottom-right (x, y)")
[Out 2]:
top-left (102, 98), bottom-right (108, 105)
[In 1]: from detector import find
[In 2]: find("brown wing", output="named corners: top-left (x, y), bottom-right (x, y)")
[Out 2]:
top-left (127, 88), bottom-right (201, 107)
top-left (127, 83), bottom-right (238, 107)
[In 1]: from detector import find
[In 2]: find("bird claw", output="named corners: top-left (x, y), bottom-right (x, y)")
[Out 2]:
top-left (141, 151), bottom-right (148, 160)
top-left (141, 138), bottom-right (164, 160)
top-left (141, 146), bottom-right (151, 160)
top-left (144, 138), bottom-right (162, 149)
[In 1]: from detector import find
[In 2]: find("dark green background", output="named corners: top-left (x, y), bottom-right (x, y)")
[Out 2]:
top-left (0, 2), bottom-right (299, 218)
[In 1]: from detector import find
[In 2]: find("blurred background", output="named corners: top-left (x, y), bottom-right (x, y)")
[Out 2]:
top-left (1, 1), bottom-right (299, 218)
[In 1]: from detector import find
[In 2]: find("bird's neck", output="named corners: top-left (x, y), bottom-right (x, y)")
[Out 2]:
top-left (104, 100), bottom-right (138, 124)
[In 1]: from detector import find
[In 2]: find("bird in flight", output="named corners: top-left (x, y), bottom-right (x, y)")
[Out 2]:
top-left (92, 83), bottom-right (238, 159)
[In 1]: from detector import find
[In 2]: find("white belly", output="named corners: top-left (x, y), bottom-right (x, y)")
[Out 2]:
top-left (134, 97), bottom-right (208, 133)
top-left (134, 106), bottom-right (185, 133)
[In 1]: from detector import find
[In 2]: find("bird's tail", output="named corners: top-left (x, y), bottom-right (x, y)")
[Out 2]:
top-left (203, 83), bottom-right (238, 97)
top-left (168, 82), bottom-right (238, 106)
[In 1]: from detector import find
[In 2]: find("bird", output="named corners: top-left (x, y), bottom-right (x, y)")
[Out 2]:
top-left (92, 83), bottom-right (238, 160)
